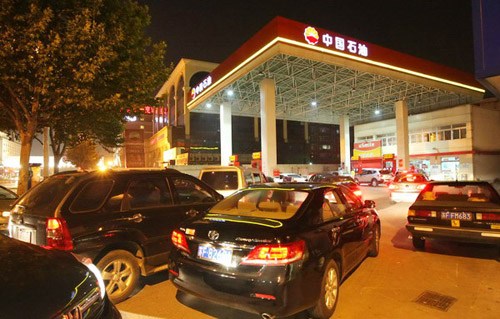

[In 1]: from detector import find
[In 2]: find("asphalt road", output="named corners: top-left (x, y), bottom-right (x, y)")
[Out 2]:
top-left (117, 186), bottom-right (500, 319)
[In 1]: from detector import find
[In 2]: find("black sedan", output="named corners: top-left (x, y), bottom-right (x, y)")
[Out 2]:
top-left (0, 234), bottom-right (121, 319)
top-left (406, 181), bottom-right (500, 250)
top-left (168, 183), bottom-right (380, 319)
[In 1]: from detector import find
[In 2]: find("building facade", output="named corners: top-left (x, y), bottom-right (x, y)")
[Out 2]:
top-left (352, 102), bottom-right (500, 181)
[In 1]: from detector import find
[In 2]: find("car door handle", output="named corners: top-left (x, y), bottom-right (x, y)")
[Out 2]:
top-left (129, 213), bottom-right (143, 223)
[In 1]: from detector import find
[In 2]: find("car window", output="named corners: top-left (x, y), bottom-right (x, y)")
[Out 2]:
top-left (172, 176), bottom-right (217, 204)
top-left (418, 183), bottom-right (500, 202)
top-left (0, 187), bottom-right (17, 200)
top-left (70, 180), bottom-right (114, 213)
top-left (244, 172), bottom-right (253, 185)
top-left (323, 190), bottom-right (346, 219)
top-left (338, 187), bottom-right (363, 209)
top-left (209, 188), bottom-right (309, 219)
top-left (253, 173), bottom-right (262, 183)
top-left (126, 177), bottom-right (172, 209)
top-left (395, 174), bottom-right (427, 183)
top-left (200, 171), bottom-right (238, 190)
top-left (15, 174), bottom-right (79, 217)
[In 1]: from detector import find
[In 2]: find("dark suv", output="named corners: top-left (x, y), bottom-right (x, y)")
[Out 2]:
top-left (8, 168), bottom-right (223, 303)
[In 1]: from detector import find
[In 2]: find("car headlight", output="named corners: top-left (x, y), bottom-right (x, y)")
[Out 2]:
top-left (73, 254), bottom-right (106, 299)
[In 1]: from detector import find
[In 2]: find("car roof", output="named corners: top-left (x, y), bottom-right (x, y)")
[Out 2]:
top-left (248, 182), bottom-right (337, 191)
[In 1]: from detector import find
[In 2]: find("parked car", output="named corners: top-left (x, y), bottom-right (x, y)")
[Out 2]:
top-left (1, 233), bottom-right (121, 318)
top-left (354, 168), bottom-right (385, 186)
top-left (168, 183), bottom-right (380, 319)
top-left (312, 174), bottom-right (363, 199)
top-left (0, 185), bottom-right (18, 235)
top-left (406, 181), bottom-right (500, 250)
top-left (8, 168), bottom-right (223, 303)
top-left (389, 172), bottom-right (429, 203)
top-left (198, 166), bottom-right (267, 197)
top-left (274, 173), bottom-right (307, 182)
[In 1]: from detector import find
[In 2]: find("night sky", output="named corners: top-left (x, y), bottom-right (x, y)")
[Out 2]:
top-left (139, 0), bottom-right (475, 73)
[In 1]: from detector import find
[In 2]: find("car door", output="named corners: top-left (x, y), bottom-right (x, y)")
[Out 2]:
top-left (335, 186), bottom-right (371, 268)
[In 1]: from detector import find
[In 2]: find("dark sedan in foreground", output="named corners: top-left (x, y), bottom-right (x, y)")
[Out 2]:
top-left (168, 183), bottom-right (380, 319)
top-left (406, 181), bottom-right (500, 250)
top-left (0, 234), bottom-right (121, 319)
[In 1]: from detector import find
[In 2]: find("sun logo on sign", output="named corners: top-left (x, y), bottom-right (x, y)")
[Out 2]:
top-left (304, 26), bottom-right (319, 45)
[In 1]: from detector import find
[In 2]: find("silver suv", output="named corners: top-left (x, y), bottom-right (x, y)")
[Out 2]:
top-left (355, 168), bottom-right (391, 186)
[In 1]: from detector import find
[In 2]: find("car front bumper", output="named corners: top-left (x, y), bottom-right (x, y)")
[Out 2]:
top-left (406, 223), bottom-right (500, 245)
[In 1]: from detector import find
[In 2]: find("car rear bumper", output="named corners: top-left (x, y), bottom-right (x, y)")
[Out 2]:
top-left (406, 223), bottom-right (500, 245)
top-left (169, 259), bottom-right (318, 317)
top-left (391, 191), bottom-right (419, 203)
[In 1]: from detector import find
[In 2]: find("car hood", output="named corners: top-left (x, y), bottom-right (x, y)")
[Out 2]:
top-left (0, 235), bottom-right (100, 318)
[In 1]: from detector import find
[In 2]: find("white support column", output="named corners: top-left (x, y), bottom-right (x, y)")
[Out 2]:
top-left (339, 115), bottom-right (351, 174)
top-left (183, 85), bottom-right (190, 139)
top-left (304, 122), bottom-right (309, 143)
top-left (260, 78), bottom-right (277, 177)
top-left (283, 119), bottom-right (288, 143)
top-left (253, 117), bottom-right (259, 142)
top-left (220, 103), bottom-right (232, 166)
top-left (395, 100), bottom-right (410, 170)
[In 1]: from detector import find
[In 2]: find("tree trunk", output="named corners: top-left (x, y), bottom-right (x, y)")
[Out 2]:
top-left (53, 153), bottom-right (63, 174)
top-left (17, 131), bottom-right (34, 195)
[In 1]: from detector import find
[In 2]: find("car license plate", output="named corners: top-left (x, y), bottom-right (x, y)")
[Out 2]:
top-left (197, 245), bottom-right (233, 265)
top-left (440, 211), bottom-right (472, 221)
top-left (17, 227), bottom-right (34, 243)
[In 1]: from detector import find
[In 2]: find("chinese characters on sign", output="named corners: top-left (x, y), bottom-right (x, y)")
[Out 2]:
top-left (190, 75), bottom-right (213, 100)
top-left (304, 26), bottom-right (369, 58)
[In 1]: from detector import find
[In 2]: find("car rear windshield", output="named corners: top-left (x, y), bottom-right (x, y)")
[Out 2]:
top-left (394, 174), bottom-right (427, 183)
top-left (209, 188), bottom-right (310, 220)
top-left (15, 174), bottom-right (79, 216)
top-left (417, 184), bottom-right (500, 203)
top-left (200, 171), bottom-right (239, 190)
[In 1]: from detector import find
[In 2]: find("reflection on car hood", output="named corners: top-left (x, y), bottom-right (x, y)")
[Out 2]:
top-left (0, 235), bottom-right (99, 318)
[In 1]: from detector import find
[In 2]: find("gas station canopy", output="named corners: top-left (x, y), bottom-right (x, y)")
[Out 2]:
top-left (186, 17), bottom-right (484, 126)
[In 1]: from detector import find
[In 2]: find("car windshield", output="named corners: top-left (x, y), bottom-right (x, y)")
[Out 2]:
top-left (417, 184), bottom-right (500, 203)
top-left (200, 171), bottom-right (238, 190)
top-left (394, 174), bottom-right (427, 183)
top-left (14, 174), bottom-right (79, 216)
top-left (208, 188), bottom-right (310, 220)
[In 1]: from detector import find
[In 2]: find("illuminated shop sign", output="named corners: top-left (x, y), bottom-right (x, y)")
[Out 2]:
top-left (303, 26), bottom-right (369, 58)
top-left (190, 75), bottom-right (213, 100)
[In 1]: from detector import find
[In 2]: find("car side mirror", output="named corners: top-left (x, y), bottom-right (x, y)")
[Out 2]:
top-left (364, 200), bottom-right (376, 208)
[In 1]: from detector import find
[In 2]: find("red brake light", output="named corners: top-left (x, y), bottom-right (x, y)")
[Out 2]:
top-left (241, 240), bottom-right (305, 265)
top-left (353, 189), bottom-right (363, 198)
top-left (408, 209), bottom-right (436, 218)
top-left (45, 218), bottom-right (73, 251)
top-left (171, 230), bottom-right (191, 253)
top-left (476, 213), bottom-right (500, 221)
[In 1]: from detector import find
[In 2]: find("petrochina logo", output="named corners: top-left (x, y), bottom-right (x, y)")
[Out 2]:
top-left (304, 26), bottom-right (319, 45)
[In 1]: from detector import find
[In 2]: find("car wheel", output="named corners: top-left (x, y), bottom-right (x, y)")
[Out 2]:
top-left (308, 260), bottom-right (340, 319)
top-left (370, 179), bottom-right (378, 187)
top-left (412, 236), bottom-right (425, 250)
top-left (368, 224), bottom-right (380, 257)
top-left (96, 250), bottom-right (140, 304)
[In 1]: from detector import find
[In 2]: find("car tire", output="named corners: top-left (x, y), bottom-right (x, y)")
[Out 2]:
top-left (368, 224), bottom-right (380, 257)
top-left (308, 260), bottom-right (340, 319)
top-left (370, 179), bottom-right (378, 187)
top-left (412, 236), bottom-right (425, 250)
top-left (96, 250), bottom-right (140, 304)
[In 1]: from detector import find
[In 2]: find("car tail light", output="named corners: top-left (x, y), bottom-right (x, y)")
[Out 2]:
top-left (45, 218), bottom-right (73, 251)
top-left (241, 240), bottom-right (305, 266)
top-left (353, 189), bottom-right (363, 198)
top-left (408, 209), bottom-right (436, 218)
top-left (476, 213), bottom-right (500, 221)
top-left (172, 229), bottom-right (191, 253)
